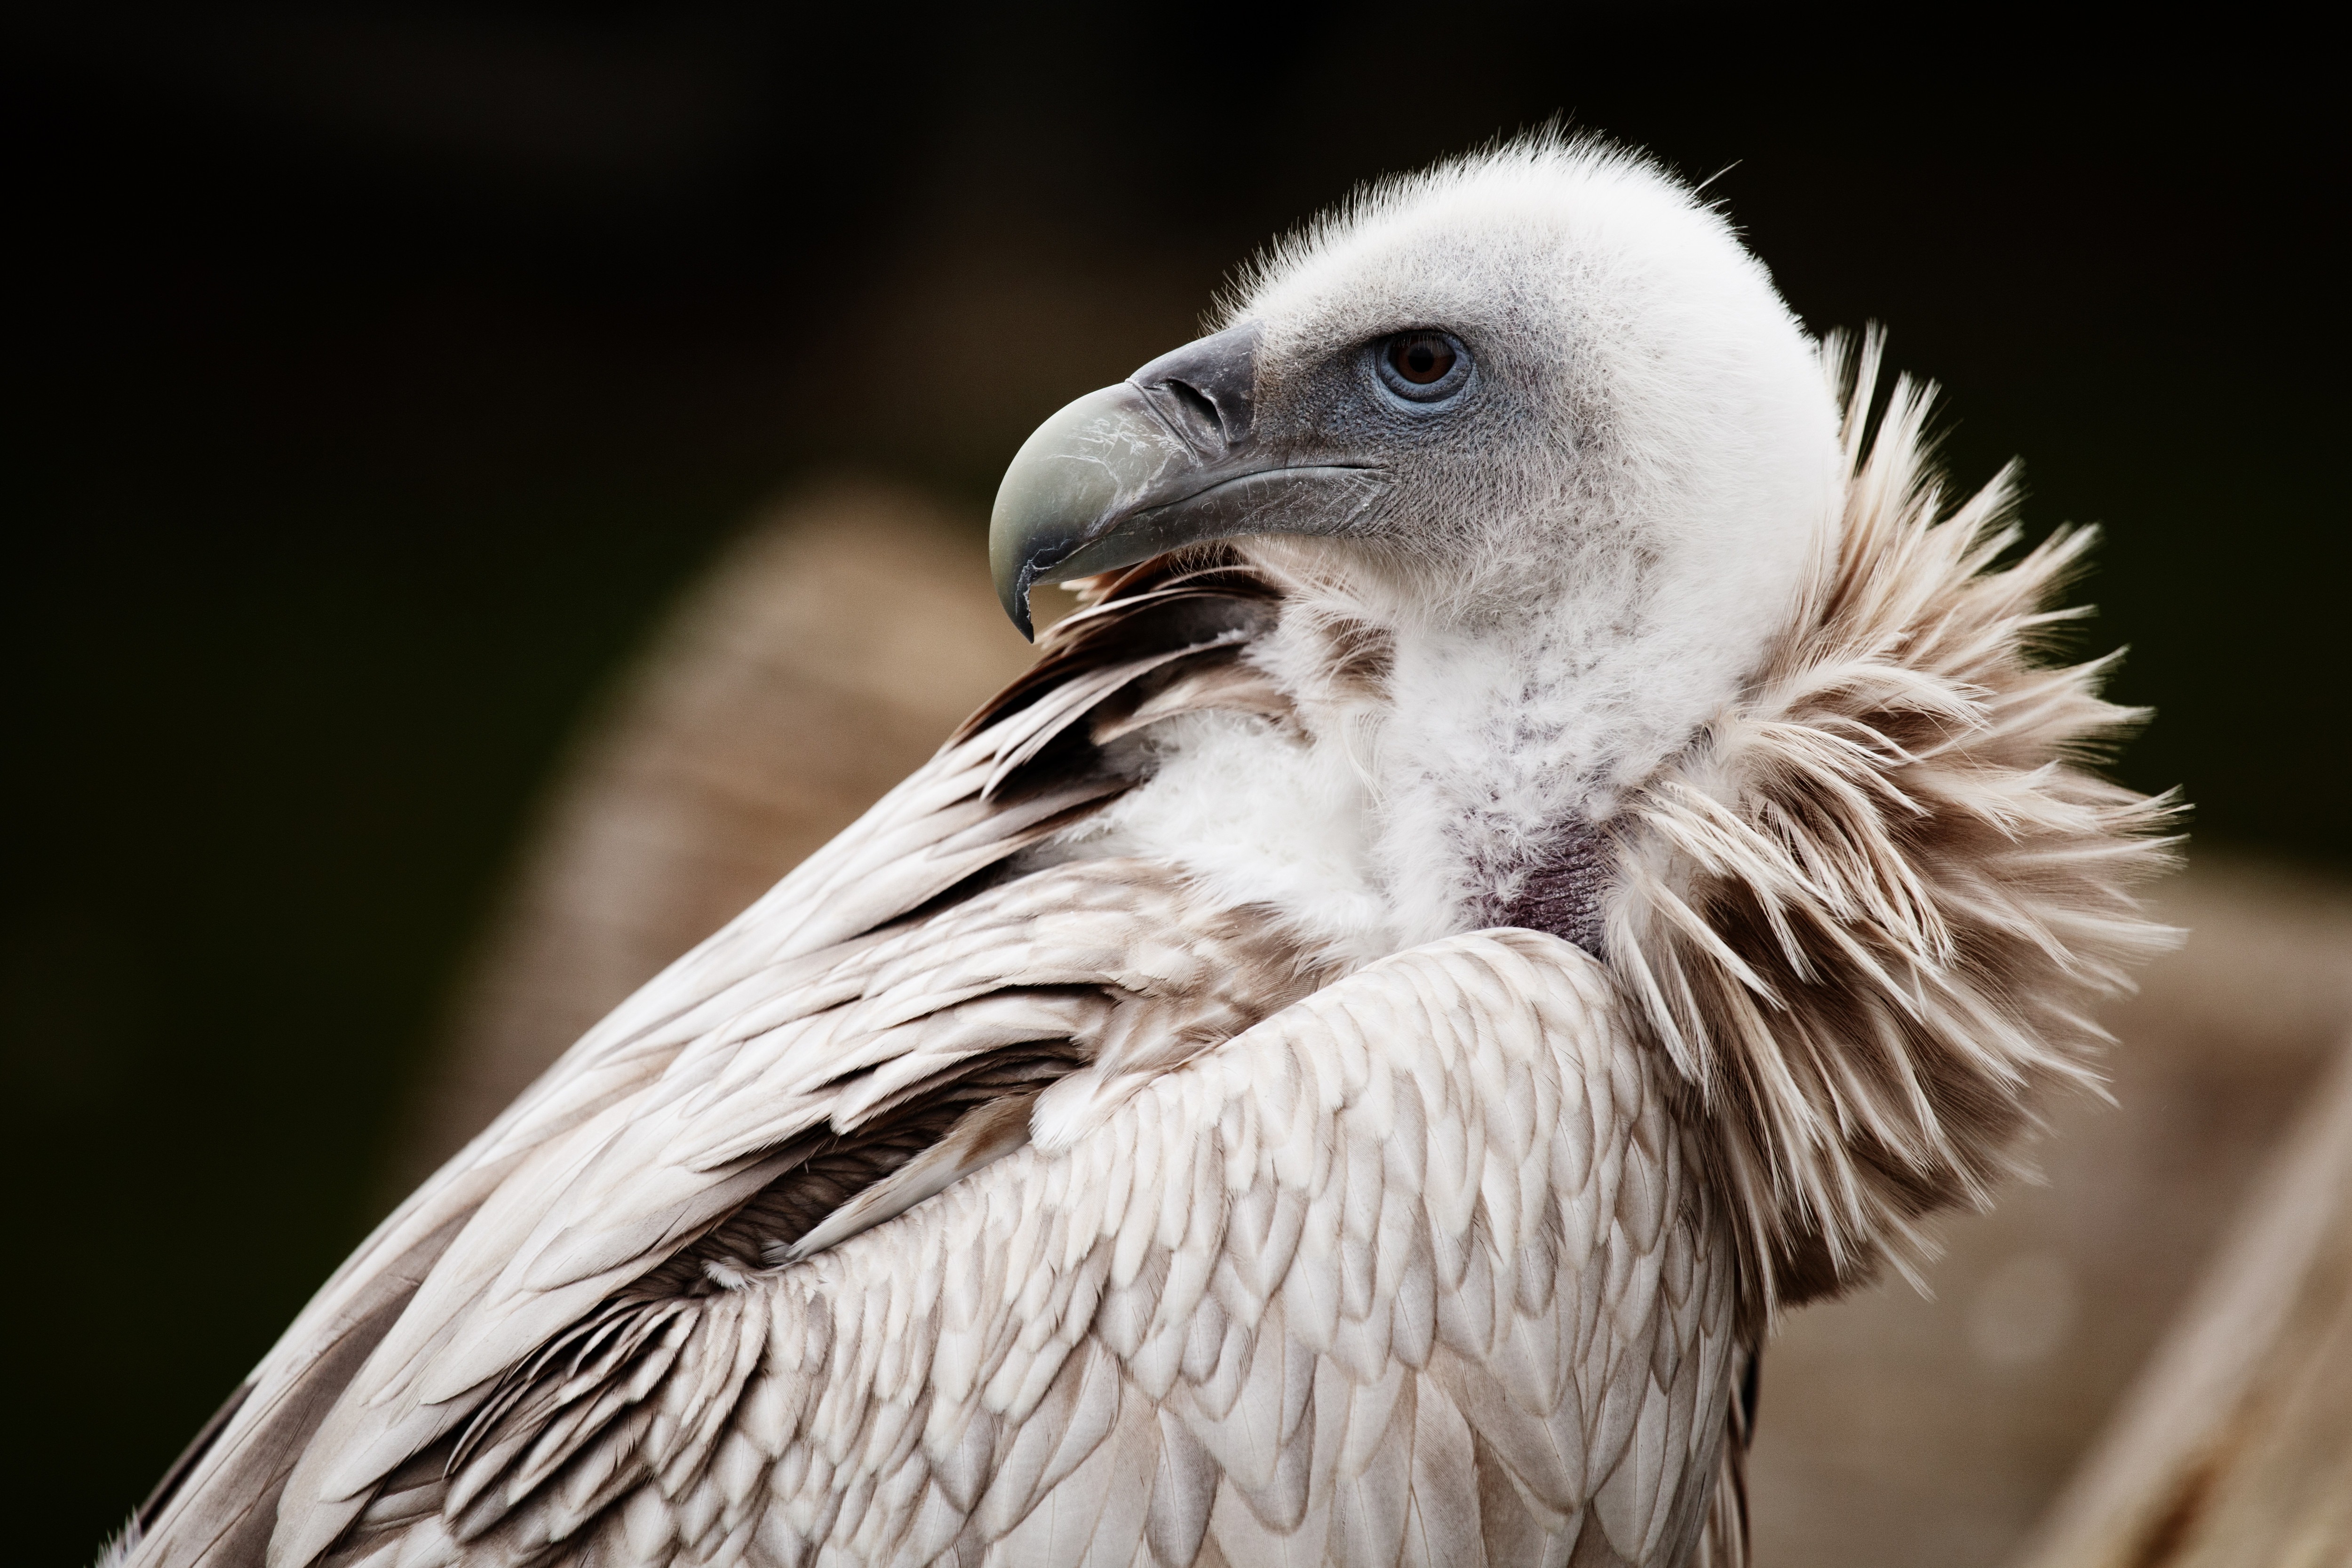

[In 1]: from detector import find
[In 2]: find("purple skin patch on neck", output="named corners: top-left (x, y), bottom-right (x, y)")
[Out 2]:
top-left (1481, 820), bottom-right (1609, 958)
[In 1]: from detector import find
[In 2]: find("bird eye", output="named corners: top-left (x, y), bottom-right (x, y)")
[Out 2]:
top-left (1374, 330), bottom-right (1470, 403)
top-left (1389, 334), bottom-right (1454, 383)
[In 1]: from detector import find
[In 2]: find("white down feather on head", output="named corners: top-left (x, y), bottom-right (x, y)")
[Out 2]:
top-left (1074, 138), bottom-right (1849, 962)
top-left (1232, 137), bottom-right (1840, 794)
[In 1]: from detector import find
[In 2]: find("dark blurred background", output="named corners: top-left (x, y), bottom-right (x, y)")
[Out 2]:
top-left (3, 6), bottom-right (2342, 1560)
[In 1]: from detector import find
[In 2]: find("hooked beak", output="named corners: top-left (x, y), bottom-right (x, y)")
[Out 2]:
top-left (988, 321), bottom-right (1389, 637)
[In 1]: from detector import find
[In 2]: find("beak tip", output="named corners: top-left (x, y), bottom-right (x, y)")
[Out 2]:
top-left (988, 325), bottom-right (1264, 645)
top-left (997, 565), bottom-right (1037, 642)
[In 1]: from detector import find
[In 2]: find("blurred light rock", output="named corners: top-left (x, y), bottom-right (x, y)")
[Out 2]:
top-left (390, 481), bottom-right (2352, 1566)
top-left (1748, 859), bottom-right (2352, 1568)
top-left (1968, 1251), bottom-right (2080, 1370)
top-left (386, 476), bottom-right (1038, 1191)
top-left (2011, 1038), bottom-right (2352, 1568)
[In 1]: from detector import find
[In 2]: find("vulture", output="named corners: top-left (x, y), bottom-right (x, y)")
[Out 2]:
top-left (113, 137), bottom-right (2174, 1568)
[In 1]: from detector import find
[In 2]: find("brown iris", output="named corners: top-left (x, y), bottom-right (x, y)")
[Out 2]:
top-left (1386, 332), bottom-right (1456, 385)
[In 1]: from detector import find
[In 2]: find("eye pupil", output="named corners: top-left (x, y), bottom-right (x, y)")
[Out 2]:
top-left (1386, 332), bottom-right (1457, 386)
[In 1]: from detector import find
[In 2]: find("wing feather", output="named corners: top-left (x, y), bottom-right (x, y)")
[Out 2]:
top-left (384, 931), bottom-right (1734, 1568)
top-left (129, 553), bottom-right (1748, 1567)
top-left (126, 561), bottom-right (1282, 1568)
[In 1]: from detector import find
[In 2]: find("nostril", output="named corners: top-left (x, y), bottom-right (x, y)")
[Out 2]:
top-left (1162, 380), bottom-right (1225, 443)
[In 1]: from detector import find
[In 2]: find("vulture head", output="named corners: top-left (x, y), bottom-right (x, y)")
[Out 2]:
top-left (994, 136), bottom-right (2175, 1305)
top-left (995, 142), bottom-right (1833, 827)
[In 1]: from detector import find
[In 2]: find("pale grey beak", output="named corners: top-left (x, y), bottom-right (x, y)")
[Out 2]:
top-left (989, 321), bottom-right (1388, 637)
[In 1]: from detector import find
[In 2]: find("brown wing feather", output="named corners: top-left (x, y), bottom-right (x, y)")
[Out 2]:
top-left (316, 933), bottom-right (1735, 1568)
top-left (125, 556), bottom-right (1295, 1568)
top-left (1687, 1342), bottom-right (1758, 1568)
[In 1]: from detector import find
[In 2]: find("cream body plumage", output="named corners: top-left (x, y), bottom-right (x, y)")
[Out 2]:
top-left (115, 139), bottom-right (2173, 1568)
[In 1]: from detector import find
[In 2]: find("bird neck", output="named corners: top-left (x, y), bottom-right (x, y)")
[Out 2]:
top-left (1265, 576), bottom-right (1762, 952)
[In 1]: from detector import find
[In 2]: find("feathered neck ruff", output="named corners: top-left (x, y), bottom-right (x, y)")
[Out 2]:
top-left (1031, 332), bottom-right (2177, 1321)
top-left (1605, 332), bottom-right (2177, 1314)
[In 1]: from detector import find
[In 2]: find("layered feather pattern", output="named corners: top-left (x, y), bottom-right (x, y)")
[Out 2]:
top-left (333, 934), bottom-right (1735, 1568)
top-left (119, 549), bottom-right (1755, 1568)
top-left (1606, 333), bottom-right (2178, 1309)
top-left (108, 141), bottom-right (2181, 1568)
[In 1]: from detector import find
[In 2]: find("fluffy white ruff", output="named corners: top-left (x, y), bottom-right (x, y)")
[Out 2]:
top-left (1068, 707), bottom-right (1396, 967)
top-left (1606, 332), bottom-right (2179, 1312)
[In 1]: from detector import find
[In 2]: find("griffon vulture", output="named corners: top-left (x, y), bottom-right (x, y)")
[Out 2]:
top-left (112, 136), bottom-right (2173, 1568)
